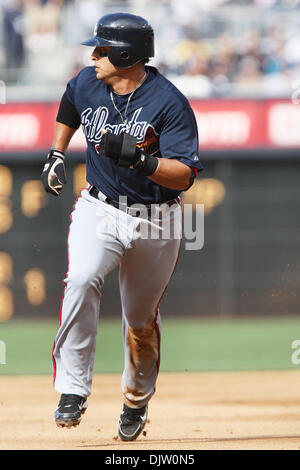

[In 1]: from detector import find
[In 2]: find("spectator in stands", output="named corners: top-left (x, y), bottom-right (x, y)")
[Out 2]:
top-left (2, 0), bottom-right (300, 97)
top-left (24, 0), bottom-right (64, 52)
top-left (2, 0), bottom-right (25, 84)
top-left (22, 0), bottom-right (68, 85)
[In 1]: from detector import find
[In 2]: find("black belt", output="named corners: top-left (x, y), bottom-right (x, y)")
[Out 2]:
top-left (89, 186), bottom-right (178, 218)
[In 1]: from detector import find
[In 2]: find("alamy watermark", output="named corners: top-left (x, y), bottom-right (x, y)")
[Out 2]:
top-left (291, 340), bottom-right (300, 365)
top-left (0, 80), bottom-right (6, 104)
top-left (183, 203), bottom-right (204, 251)
top-left (292, 80), bottom-right (300, 105)
top-left (95, 196), bottom-right (204, 251)
top-left (0, 340), bottom-right (6, 365)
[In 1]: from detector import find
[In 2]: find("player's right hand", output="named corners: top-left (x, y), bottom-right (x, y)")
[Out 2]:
top-left (41, 149), bottom-right (66, 197)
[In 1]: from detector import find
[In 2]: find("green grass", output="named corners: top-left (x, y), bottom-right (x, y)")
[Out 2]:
top-left (0, 316), bottom-right (300, 375)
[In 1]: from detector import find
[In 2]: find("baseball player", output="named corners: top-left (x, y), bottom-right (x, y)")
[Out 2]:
top-left (41, 12), bottom-right (203, 441)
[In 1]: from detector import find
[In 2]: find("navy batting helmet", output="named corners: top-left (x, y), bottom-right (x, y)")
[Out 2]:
top-left (81, 12), bottom-right (154, 68)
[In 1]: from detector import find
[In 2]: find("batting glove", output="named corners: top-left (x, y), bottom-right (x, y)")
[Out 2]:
top-left (41, 149), bottom-right (66, 196)
top-left (101, 132), bottom-right (158, 175)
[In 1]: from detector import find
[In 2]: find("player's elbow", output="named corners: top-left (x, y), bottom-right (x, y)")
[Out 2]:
top-left (172, 161), bottom-right (198, 191)
top-left (164, 169), bottom-right (192, 191)
top-left (181, 167), bottom-right (197, 191)
top-left (166, 173), bottom-right (193, 191)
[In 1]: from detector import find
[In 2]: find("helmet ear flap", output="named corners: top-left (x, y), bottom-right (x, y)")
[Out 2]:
top-left (108, 47), bottom-right (139, 68)
top-left (120, 51), bottom-right (130, 60)
top-left (108, 48), bottom-right (124, 67)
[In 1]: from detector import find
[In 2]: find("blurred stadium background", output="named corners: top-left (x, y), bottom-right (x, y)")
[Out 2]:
top-left (0, 0), bottom-right (300, 374)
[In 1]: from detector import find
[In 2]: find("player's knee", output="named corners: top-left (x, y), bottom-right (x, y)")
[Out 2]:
top-left (66, 271), bottom-right (103, 291)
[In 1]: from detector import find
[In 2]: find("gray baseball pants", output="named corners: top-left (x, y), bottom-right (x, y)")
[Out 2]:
top-left (52, 187), bottom-right (182, 408)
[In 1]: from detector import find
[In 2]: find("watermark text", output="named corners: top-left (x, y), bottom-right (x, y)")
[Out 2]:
top-left (291, 340), bottom-right (300, 365)
top-left (0, 340), bottom-right (6, 365)
top-left (94, 196), bottom-right (204, 251)
top-left (0, 81), bottom-right (6, 104)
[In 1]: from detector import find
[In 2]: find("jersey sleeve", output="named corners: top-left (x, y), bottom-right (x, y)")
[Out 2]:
top-left (65, 74), bottom-right (78, 106)
top-left (56, 74), bottom-right (81, 129)
top-left (159, 100), bottom-right (203, 171)
top-left (56, 91), bottom-right (81, 130)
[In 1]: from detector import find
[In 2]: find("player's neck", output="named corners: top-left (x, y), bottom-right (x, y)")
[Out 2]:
top-left (111, 66), bottom-right (147, 95)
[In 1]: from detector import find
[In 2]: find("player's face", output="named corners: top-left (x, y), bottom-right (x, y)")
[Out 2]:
top-left (91, 47), bottom-right (117, 82)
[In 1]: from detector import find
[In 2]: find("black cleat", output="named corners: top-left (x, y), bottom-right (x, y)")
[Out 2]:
top-left (55, 394), bottom-right (88, 428)
top-left (118, 404), bottom-right (148, 441)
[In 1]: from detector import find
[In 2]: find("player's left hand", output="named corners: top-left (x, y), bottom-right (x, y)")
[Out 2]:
top-left (41, 149), bottom-right (67, 196)
top-left (101, 130), bottom-right (159, 176)
top-left (101, 130), bottom-right (140, 168)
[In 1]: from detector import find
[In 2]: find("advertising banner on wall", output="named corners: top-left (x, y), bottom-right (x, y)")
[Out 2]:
top-left (1, 99), bottom-right (300, 153)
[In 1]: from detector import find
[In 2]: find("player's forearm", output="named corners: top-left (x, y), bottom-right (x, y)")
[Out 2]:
top-left (148, 158), bottom-right (192, 190)
top-left (52, 122), bottom-right (77, 153)
top-left (101, 131), bottom-right (196, 190)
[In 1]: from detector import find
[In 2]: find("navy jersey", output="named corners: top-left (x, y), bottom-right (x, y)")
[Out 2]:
top-left (65, 65), bottom-right (203, 204)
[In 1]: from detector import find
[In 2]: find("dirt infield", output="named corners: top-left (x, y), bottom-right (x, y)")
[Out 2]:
top-left (1, 370), bottom-right (300, 450)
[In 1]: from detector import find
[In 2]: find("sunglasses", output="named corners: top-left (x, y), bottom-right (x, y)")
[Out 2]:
top-left (98, 49), bottom-right (109, 57)
top-left (96, 48), bottom-right (129, 59)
